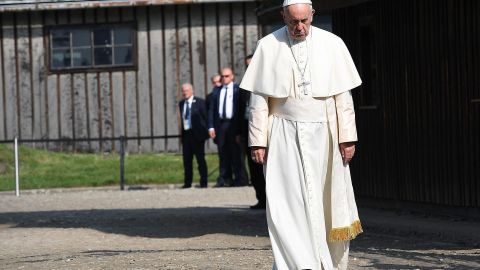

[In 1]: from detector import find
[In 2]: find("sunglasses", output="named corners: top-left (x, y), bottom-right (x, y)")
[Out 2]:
top-left (221, 74), bottom-right (231, 78)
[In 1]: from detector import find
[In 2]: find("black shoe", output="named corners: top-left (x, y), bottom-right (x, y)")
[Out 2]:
top-left (250, 202), bottom-right (266, 210)
top-left (195, 184), bottom-right (208, 188)
top-left (233, 181), bottom-right (248, 187)
top-left (181, 184), bottom-right (192, 189)
top-left (213, 183), bottom-right (224, 188)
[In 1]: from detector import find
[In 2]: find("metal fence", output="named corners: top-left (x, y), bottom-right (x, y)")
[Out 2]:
top-left (0, 135), bottom-right (180, 195)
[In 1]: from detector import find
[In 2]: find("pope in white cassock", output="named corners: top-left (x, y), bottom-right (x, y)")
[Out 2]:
top-left (239, 0), bottom-right (363, 269)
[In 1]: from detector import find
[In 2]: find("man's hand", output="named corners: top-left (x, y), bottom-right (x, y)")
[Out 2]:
top-left (251, 146), bottom-right (267, 164)
top-left (339, 142), bottom-right (355, 165)
top-left (209, 129), bottom-right (216, 139)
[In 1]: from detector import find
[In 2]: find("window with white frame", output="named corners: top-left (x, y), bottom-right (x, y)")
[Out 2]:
top-left (49, 24), bottom-right (135, 71)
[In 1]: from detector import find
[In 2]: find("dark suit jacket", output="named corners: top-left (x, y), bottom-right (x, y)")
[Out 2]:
top-left (235, 88), bottom-right (251, 138)
top-left (208, 83), bottom-right (241, 133)
top-left (179, 96), bottom-right (209, 142)
top-left (205, 90), bottom-right (214, 113)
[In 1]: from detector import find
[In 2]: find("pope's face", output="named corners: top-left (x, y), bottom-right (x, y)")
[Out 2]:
top-left (282, 4), bottom-right (315, 41)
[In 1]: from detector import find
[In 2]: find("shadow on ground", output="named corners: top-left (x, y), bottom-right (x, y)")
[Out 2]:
top-left (1, 206), bottom-right (479, 269)
top-left (351, 232), bottom-right (480, 270)
top-left (0, 207), bottom-right (269, 238)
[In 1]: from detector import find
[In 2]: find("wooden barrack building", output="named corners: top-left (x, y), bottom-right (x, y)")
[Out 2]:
top-left (0, 0), bottom-right (260, 153)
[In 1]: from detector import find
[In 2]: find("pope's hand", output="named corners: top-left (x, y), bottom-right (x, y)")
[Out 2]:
top-left (339, 142), bottom-right (355, 165)
top-left (251, 146), bottom-right (267, 164)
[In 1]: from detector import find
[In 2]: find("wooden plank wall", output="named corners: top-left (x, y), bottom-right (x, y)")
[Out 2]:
top-left (0, 2), bottom-right (259, 153)
top-left (333, 0), bottom-right (480, 207)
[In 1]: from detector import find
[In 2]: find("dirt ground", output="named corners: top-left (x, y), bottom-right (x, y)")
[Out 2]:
top-left (0, 186), bottom-right (479, 270)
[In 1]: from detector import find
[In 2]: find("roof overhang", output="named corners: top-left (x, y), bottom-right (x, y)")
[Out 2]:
top-left (0, 0), bottom-right (258, 13)
top-left (257, 0), bottom-right (373, 15)
top-left (316, 0), bottom-right (373, 11)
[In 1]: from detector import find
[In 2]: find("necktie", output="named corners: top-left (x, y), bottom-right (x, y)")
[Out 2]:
top-left (222, 87), bottom-right (228, 119)
top-left (185, 102), bottom-right (190, 121)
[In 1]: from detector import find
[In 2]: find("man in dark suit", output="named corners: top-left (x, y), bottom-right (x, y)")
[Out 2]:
top-left (236, 55), bottom-right (266, 209)
top-left (208, 68), bottom-right (246, 187)
top-left (179, 83), bottom-right (209, 188)
top-left (206, 74), bottom-right (222, 111)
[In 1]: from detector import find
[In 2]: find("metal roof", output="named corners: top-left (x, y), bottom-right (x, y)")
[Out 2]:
top-left (0, 0), bottom-right (258, 12)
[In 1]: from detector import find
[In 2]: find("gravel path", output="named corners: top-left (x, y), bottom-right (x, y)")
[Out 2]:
top-left (0, 186), bottom-right (479, 269)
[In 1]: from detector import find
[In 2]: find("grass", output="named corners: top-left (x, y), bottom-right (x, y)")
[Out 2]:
top-left (0, 144), bottom-right (220, 191)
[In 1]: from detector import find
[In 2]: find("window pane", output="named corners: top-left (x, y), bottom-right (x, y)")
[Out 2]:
top-left (50, 25), bottom-right (135, 71)
top-left (72, 29), bottom-right (90, 47)
top-left (93, 29), bottom-right (112, 46)
top-left (94, 47), bottom-right (112, 65)
top-left (51, 49), bottom-right (71, 69)
top-left (72, 48), bottom-right (92, 67)
top-left (114, 46), bottom-right (132, 65)
top-left (114, 27), bottom-right (132, 45)
top-left (51, 29), bottom-right (70, 48)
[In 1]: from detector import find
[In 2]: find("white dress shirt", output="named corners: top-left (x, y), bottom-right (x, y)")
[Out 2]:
top-left (218, 82), bottom-right (234, 119)
top-left (182, 96), bottom-right (194, 130)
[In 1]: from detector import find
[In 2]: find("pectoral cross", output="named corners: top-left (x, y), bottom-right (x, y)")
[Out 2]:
top-left (298, 80), bottom-right (311, 95)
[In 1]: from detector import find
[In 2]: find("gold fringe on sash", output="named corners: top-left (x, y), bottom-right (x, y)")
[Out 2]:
top-left (328, 220), bottom-right (363, 242)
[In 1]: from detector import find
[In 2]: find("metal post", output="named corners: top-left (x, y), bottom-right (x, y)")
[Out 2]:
top-left (120, 136), bottom-right (125, 190)
top-left (14, 137), bottom-right (20, 197)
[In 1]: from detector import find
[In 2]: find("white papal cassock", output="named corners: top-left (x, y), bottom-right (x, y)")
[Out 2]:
top-left (240, 26), bottom-right (363, 270)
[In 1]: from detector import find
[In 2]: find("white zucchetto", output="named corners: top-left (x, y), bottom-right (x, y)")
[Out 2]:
top-left (283, 0), bottom-right (312, 7)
